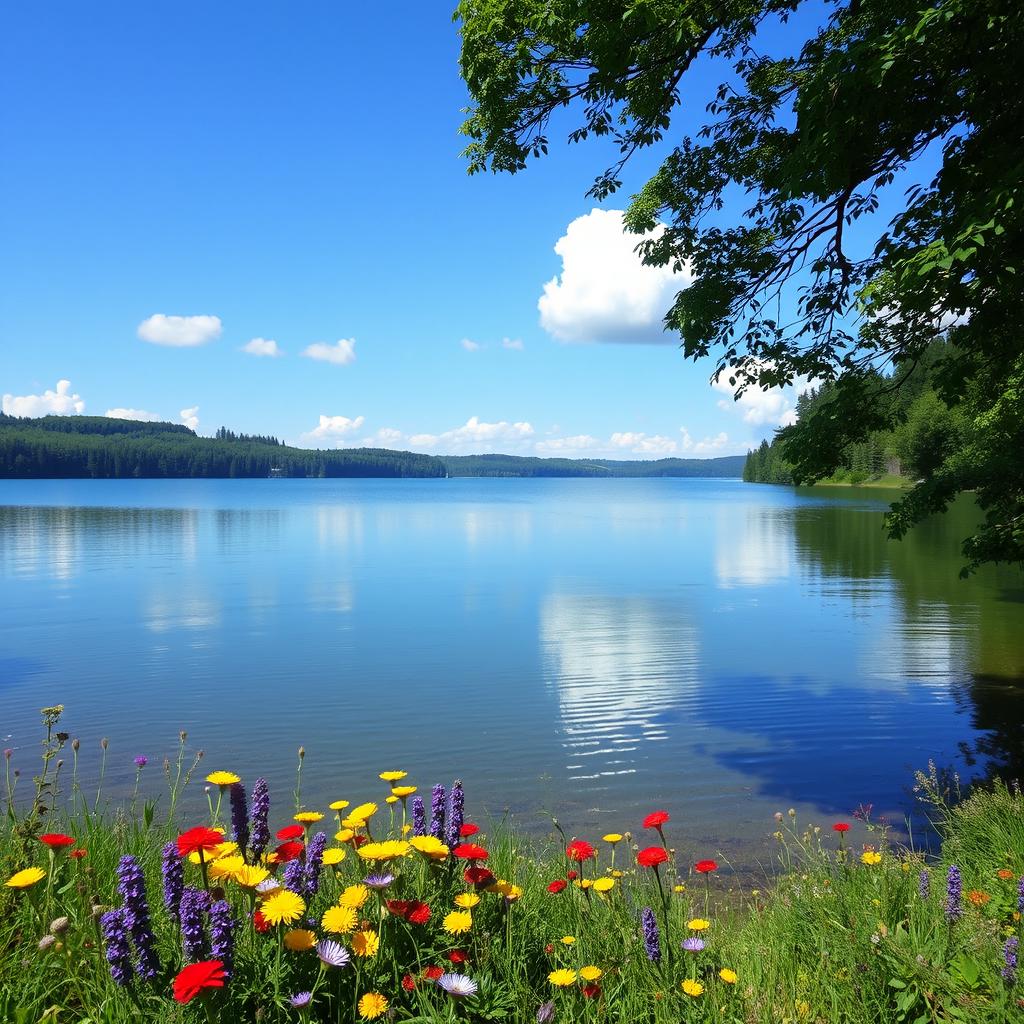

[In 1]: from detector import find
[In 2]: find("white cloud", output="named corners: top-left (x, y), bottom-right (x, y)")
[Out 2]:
top-left (460, 338), bottom-right (481, 352)
top-left (407, 416), bottom-right (535, 454)
top-left (241, 338), bottom-right (282, 358)
top-left (106, 407), bottom-right (161, 422)
top-left (300, 414), bottom-right (367, 447)
top-left (534, 434), bottom-right (603, 454)
top-left (501, 337), bottom-right (524, 350)
top-left (2, 379), bottom-right (85, 417)
top-left (609, 431), bottom-right (679, 454)
top-left (679, 428), bottom-right (731, 454)
top-left (302, 339), bottom-right (356, 365)
top-left (711, 363), bottom-right (804, 427)
top-left (360, 427), bottom-right (403, 447)
top-left (138, 314), bottom-right (222, 347)
top-left (539, 208), bottom-right (692, 343)
top-left (180, 406), bottom-right (200, 431)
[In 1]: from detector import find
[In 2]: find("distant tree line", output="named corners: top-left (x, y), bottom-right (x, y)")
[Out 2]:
top-left (214, 427), bottom-right (283, 446)
top-left (441, 454), bottom-right (745, 478)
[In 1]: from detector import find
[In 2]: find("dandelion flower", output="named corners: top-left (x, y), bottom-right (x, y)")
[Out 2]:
top-left (549, 969), bottom-right (577, 987)
top-left (454, 893), bottom-right (480, 909)
top-left (329, 799), bottom-right (350, 811)
top-left (410, 835), bottom-right (449, 860)
top-left (260, 890), bottom-right (306, 927)
top-left (861, 851), bottom-right (882, 866)
top-left (560, 935), bottom-right (576, 945)
top-left (602, 833), bottom-right (622, 844)
top-left (351, 929), bottom-right (379, 957)
top-left (444, 910), bottom-right (473, 935)
top-left (385, 795), bottom-right (398, 805)
top-left (593, 877), bottom-right (615, 893)
top-left (206, 771), bottom-right (240, 787)
top-left (5, 867), bottom-right (46, 889)
top-left (321, 905), bottom-right (358, 934)
top-left (350, 802), bottom-right (379, 821)
top-left (322, 848), bottom-right (345, 866)
top-left (357, 840), bottom-right (411, 862)
top-left (283, 929), bottom-right (317, 951)
top-left (379, 771), bottom-right (407, 782)
top-left (681, 979), bottom-right (704, 997)
top-left (234, 864), bottom-right (270, 888)
top-left (358, 991), bottom-right (388, 1019)
top-left (338, 884), bottom-right (368, 909)
top-left (392, 785), bottom-right (417, 798)
top-left (335, 828), bottom-right (356, 843)
top-left (579, 966), bottom-right (602, 981)
top-left (720, 967), bottom-right (738, 984)
top-left (294, 811), bottom-right (324, 824)
top-left (687, 918), bottom-right (710, 931)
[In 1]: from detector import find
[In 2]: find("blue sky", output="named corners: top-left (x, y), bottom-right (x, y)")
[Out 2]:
top-left (1, 2), bottom-right (817, 458)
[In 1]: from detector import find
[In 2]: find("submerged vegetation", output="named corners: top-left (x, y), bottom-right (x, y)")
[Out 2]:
top-left (2, 708), bottom-right (1022, 1022)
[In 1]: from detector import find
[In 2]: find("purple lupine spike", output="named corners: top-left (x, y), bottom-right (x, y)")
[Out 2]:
top-left (162, 841), bottom-right (184, 921)
top-left (641, 907), bottom-right (661, 962)
top-left (303, 831), bottom-right (328, 898)
top-left (116, 855), bottom-right (160, 980)
top-left (101, 909), bottom-right (133, 985)
top-left (918, 869), bottom-right (929, 901)
top-left (444, 780), bottom-right (464, 849)
top-left (179, 887), bottom-right (210, 961)
top-left (249, 777), bottom-right (270, 860)
top-left (209, 899), bottom-right (236, 979)
top-left (429, 784), bottom-right (446, 840)
top-left (283, 857), bottom-right (306, 894)
top-left (412, 795), bottom-right (426, 837)
top-left (1004, 936), bottom-right (1019, 984)
top-left (229, 782), bottom-right (249, 856)
top-left (1018, 875), bottom-right (1024, 915)
top-left (945, 864), bottom-right (962, 922)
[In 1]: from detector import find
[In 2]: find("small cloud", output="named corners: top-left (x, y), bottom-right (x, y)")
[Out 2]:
top-left (407, 416), bottom-right (534, 454)
top-left (534, 434), bottom-right (602, 454)
top-left (360, 427), bottom-right (404, 447)
top-left (2, 379), bottom-right (85, 417)
top-left (302, 339), bottom-right (356, 365)
top-left (609, 431), bottom-right (678, 454)
top-left (501, 337), bottom-right (524, 350)
top-left (710, 361), bottom-right (806, 427)
top-left (241, 338), bottom-right (282, 358)
top-left (300, 414), bottom-right (366, 447)
top-left (138, 314), bottom-right (222, 347)
top-left (460, 338), bottom-right (481, 352)
top-left (180, 406), bottom-right (200, 431)
top-left (106, 407), bottom-right (161, 422)
top-left (679, 428), bottom-right (731, 454)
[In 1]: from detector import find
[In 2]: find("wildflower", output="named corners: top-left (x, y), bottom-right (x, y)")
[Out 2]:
top-left (412, 796), bottom-right (426, 836)
top-left (687, 918), bottom-right (710, 931)
top-left (173, 960), bottom-right (226, 1004)
top-left (180, 888), bottom-right (211, 960)
top-left (643, 810), bottom-right (670, 829)
top-left (392, 785), bottom-right (417, 799)
top-left (69, 848), bottom-right (87, 859)
top-left (39, 833), bottom-right (76, 849)
top-left (351, 930), bottom-right (379, 957)
top-left (338, 884), bottom-right (369, 909)
top-left (261, 890), bottom-right (306, 927)
top-left (549, 969), bottom-right (577, 987)
top-left (547, 879), bottom-right (567, 894)
top-left (566, 840), bottom-right (596, 862)
top-left (603, 833), bottom-right (622, 844)
top-left (289, 992), bottom-right (312, 1009)
top-left (445, 780), bottom-right (465, 849)
top-left (641, 907), bottom-right (661, 962)
top-left (303, 831), bottom-right (328, 897)
top-left (455, 892), bottom-right (480, 909)
top-left (593, 877), bottom-right (615, 893)
top-left (277, 824), bottom-right (305, 841)
top-left (177, 826), bottom-right (223, 859)
top-left (694, 859), bottom-right (718, 873)
top-left (205, 771), bottom-right (240, 787)
top-left (464, 865), bottom-right (496, 886)
top-left (448, 949), bottom-right (468, 964)
top-left (582, 983), bottom-right (601, 998)
top-left (833, 822), bottom-right (850, 833)
top-left (410, 835), bottom-right (449, 859)
top-left (720, 968), bottom-right (738, 984)
top-left (536, 1001), bottom-right (556, 1023)
top-left (453, 843), bottom-right (489, 862)
top-left (249, 778), bottom-right (271, 860)
top-left (283, 858), bottom-right (306, 894)
top-left (316, 938), bottom-right (351, 969)
top-left (275, 840), bottom-right (305, 864)
top-left (438, 973), bottom-right (479, 998)
top-left (682, 937), bottom-right (705, 952)
top-left (968, 889), bottom-right (991, 906)
top-left (6, 866), bottom-right (46, 889)
top-left (379, 770), bottom-right (407, 782)
top-left (253, 909), bottom-right (270, 933)
top-left (322, 905), bottom-right (358, 934)
top-left (444, 910), bottom-right (473, 935)
top-left (50, 916), bottom-right (69, 934)
top-left (284, 929), bottom-right (317, 951)
top-left (402, 973), bottom-right (416, 991)
top-left (329, 799), bottom-right (350, 811)
top-left (918, 870), bottom-right (930, 900)
top-left (322, 848), bottom-right (345, 867)
top-left (100, 909), bottom-right (133, 985)
top-left (39, 934), bottom-right (57, 951)
top-left (358, 840), bottom-right (411, 862)
top-left (209, 855), bottom-right (246, 882)
top-left (116, 855), bottom-right (160, 980)
top-left (861, 851), bottom-right (882, 866)
top-left (430, 783), bottom-right (447, 839)
top-left (560, 935), bottom-right (576, 945)
top-left (567, 870), bottom-right (578, 880)
top-left (208, 899), bottom-right (234, 978)
top-left (234, 864), bottom-right (270, 888)
top-left (358, 992), bottom-right (388, 1019)
top-left (227, 782), bottom-right (249, 853)
top-left (637, 847), bottom-right (669, 869)
top-left (294, 811), bottom-right (323, 824)
top-left (998, 869), bottom-right (1014, 880)
top-left (1003, 936), bottom-right (1018, 984)
top-left (579, 966), bottom-right (602, 981)
top-left (350, 801), bottom-right (379, 822)
top-left (681, 979), bottom-right (704, 997)
top-left (1019, 875), bottom-right (1024, 914)
top-left (946, 865), bottom-right (963, 922)
top-left (673, 884), bottom-right (686, 893)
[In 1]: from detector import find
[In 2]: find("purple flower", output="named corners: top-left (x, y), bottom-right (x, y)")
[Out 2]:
top-left (412, 795), bottom-right (426, 836)
top-left (133, 755), bottom-right (148, 769)
top-left (179, 887), bottom-right (210, 961)
top-left (641, 907), bottom-right (661, 962)
top-left (161, 841), bottom-right (184, 921)
top-left (316, 939), bottom-right (351, 969)
top-left (945, 864), bottom-right (962, 922)
top-left (1004, 936), bottom-right (1019, 984)
top-left (229, 781), bottom-right (249, 856)
top-left (430, 783), bottom-right (446, 840)
top-left (918, 869), bottom-right (929, 901)
top-left (303, 831), bottom-right (328, 897)
top-left (536, 1001), bottom-right (556, 1024)
top-left (362, 872), bottom-right (395, 890)
top-left (437, 972), bottom-right (478, 998)
top-left (100, 909), bottom-right (133, 986)
top-left (116, 855), bottom-right (160, 980)
top-left (290, 991), bottom-right (313, 1009)
top-left (283, 857), bottom-right (305, 894)
top-left (209, 899), bottom-right (235, 979)
top-left (681, 937), bottom-right (705, 952)
top-left (445, 780), bottom-right (465, 849)
top-left (1018, 875), bottom-right (1024, 915)
top-left (249, 777), bottom-right (270, 860)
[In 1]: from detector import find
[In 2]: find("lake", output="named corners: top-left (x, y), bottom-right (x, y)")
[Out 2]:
top-left (1, 478), bottom-right (1021, 865)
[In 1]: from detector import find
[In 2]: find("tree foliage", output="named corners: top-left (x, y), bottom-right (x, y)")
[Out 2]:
top-left (457, 0), bottom-right (1023, 570)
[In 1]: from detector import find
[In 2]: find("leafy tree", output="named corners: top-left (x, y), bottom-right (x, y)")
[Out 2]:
top-left (457, 0), bottom-right (1023, 570)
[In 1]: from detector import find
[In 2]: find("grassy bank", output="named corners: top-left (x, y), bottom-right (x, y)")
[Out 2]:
top-left (2, 710), bottom-right (1022, 1023)
top-left (808, 472), bottom-right (912, 489)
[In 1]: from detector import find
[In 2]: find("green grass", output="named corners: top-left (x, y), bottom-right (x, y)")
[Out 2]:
top-left (808, 472), bottom-right (912, 489)
top-left (2, 711), bottom-right (1023, 1023)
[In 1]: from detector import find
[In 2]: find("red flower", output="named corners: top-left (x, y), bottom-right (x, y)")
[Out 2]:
top-left (253, 910), bottom-right (270, 933)
top-left (39, 833), bottom-right (76, 849)
top-left (637, 846), bottom-right (669, 869)
top-left (276, 825), bottom-right (305, 841)
top-left (177, 826), bottom-right (224, 858)
top-left (566, 840), bottom-right (596, 862)
top-left (173, 960), bottom-right (225, 1004)
top-left (566, 870), bottom-right (578, 881)
top-left (582, 984), bottom-right (601, 999)
top-left (424, 966), bottom-right (444, 981)
top-left (833, 822), bottom-right (850, 833)
top-left (643, 810), bottom-right (670, 830)
top-left (402, 973), bottom-right (416, 992)
top-left (448, 949), bottom-right (468, 964)
top-left (545, 943), bottom-right (554, 954)
top-left (694, 859), bottom-right (718, 874)
top-left (464, 866), bottom-right (496, 887)
top-left (453, 843), bottom-right (489, 861)
top-left (352, 834), bottom-right (368, 848)
top-left (459, 823), bottom-right (480, 838)
top-left (386, 899), bottom-right (431, 925)
top-left (547, 879), bottom-right (567, 893)
top-left (69, 848), bottom-right (88, 859)
top-left (273, 841), bottom-right (305, 863)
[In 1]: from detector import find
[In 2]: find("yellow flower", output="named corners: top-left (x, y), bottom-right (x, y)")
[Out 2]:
top-left (719, 968), bottom-right (738, 984)
top-left (283, 928), bottom-right (317, 951)
top-left (189, 840), bottom-right (236, 864)
top-left (579, 966), bottom-right (602, 982)
top-left (489, 880), bottom-right (523, 901)
top-left (593, 877), bottom-right (615, 894)
top-left (861, 851), bottom-right (882, 866)
top-left (322, 905), bottom-right (358, 934)
top-left (576, 878), bottom-right (593, 890)
top-left (602, 833), bottom-right (623, 844)
top-left (560, 935), bottom-right (576, 945)
top-left (384, 795), bottom-right (397, 805)
top-left (391, 785), bottom-right (417, 798)
top-left (358, 992), bottom-right (388, 1019)
top-left (681, 979), bottom-right (704, 997)
top-left (443, 910), bottom-right (473, 935)
top-left (350, 802), bottom-right (379, 820)
top-left (261, 890), bottom-right (306, 927)
top-left (351, 929), bottom-right (379, 957)
top-left (321, 848), bottom-right (346, 866)
top-left (209, 855), bottom-right (246, 881)
top-left (329, 800), bottom-right (350, 811)
top-left (338, 884), bottom-right (369, 909)
top-left (5, 867), bottom-right (46, 889)
top-left (205, 771), bottom-right (240, 787)
top-left (401, 824), bottom-right (412, 835)
top-left (454, 893), bottom-right (480, 909)
top-left (409, 835), bottom-right (449, 860)
top-left (796, 999), bottom-right (811, 1017)
top-left (357, 840), bottom-right (411, 862)
top-left (378, 771), bottom-right (407, 782)
top-left (673, 884), bottom-right (686, 893)
top-left (342, 815), bottom-right (368, 830)
top-left (687, 918), bottom-right (710, 931)
top-left (233, 864), bottom-right (270, 888)
top-left (549, 969), bottom-right (577, 987)
top-left (335, 828), bottom-right (356, 843)
top-left (611, 869), bottom-right (624, 878)
top-left (294, 811), bottom-right (324, 824)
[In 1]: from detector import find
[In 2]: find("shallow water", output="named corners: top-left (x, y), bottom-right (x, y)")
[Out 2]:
top-left (1, 478), bottom-right (1021, 865)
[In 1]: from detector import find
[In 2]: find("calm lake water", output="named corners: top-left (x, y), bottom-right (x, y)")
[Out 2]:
top-left (1, 478), bottom-right (1022, 864)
